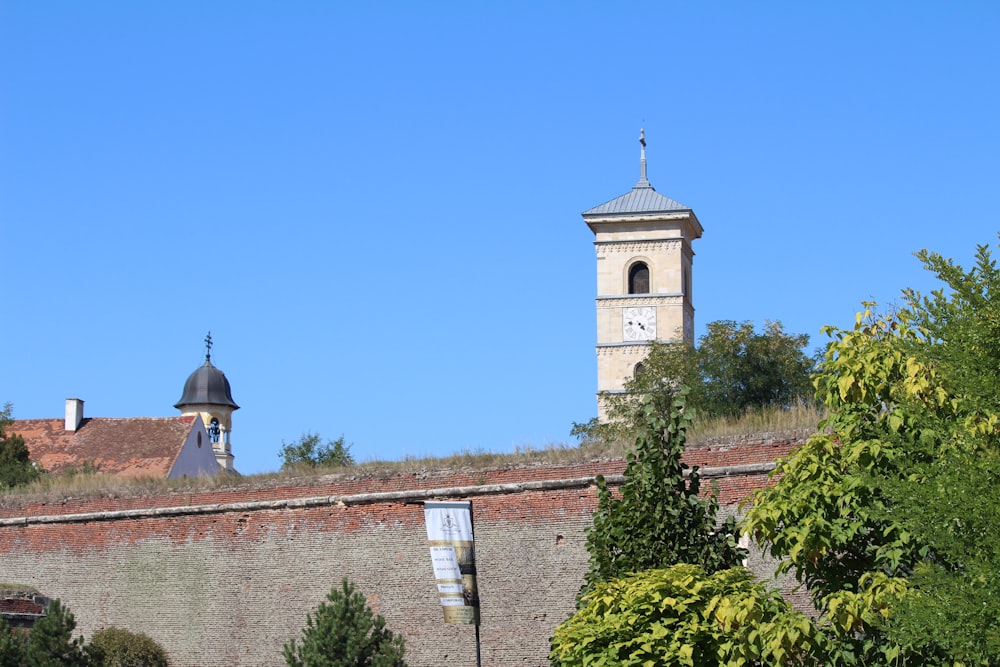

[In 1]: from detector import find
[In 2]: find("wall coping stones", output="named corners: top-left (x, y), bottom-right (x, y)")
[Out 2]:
top-left (0, 461), bottom-right (775, 528)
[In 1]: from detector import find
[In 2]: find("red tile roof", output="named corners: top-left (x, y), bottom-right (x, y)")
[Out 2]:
top-left (11, 416), bottom-right (199, 478)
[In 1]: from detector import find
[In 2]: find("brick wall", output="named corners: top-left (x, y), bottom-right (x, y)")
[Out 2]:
top-left (0, 435), bottom-right (804, 667)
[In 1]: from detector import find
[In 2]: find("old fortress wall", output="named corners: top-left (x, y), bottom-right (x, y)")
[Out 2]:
top-left (0, 433), bottom-right (806, 667)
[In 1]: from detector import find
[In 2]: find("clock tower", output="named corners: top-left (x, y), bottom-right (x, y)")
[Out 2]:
top-left (583, 130), bottom-right (703, 418)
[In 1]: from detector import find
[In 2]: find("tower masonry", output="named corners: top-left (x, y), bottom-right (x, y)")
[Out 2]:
top-left (583, 130), bottom-right (703, 418)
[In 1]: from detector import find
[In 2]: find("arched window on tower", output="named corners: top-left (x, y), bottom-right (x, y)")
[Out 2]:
top-left (209, 418), bottom-right (221, 444)
top-left (628, 262), bottom-right (650, 294)
top-left (634, 362), bottom-right (646, 378)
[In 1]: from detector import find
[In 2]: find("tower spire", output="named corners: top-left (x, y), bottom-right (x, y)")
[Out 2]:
top-left (204, 331), bottom-right (213, 363)
top-left (637, 128), bottom-right (650, 187)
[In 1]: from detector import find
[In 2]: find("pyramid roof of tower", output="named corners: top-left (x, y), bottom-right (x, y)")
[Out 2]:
top-left (582, 180), bottom-right (691, 217)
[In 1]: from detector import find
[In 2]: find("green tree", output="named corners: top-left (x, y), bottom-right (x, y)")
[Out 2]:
top-left (283, 579), bottom-right (406, 667)
top-left (869, 242), bottom-right (1000, 663)
top-left (745, 239), bottom-right (1000, 665)
top-left (24, 598), bottom-right (88, 667)
top-left (0, 615), bottom-right (26, 667)
top-left (551, 565), bottom-right (822, 667)
top-left (564, 242), bottom-right (1000, 665)
top-left (554, 392), bottom-right (807, 665)
top-left (904, 243), bottom-right (1000, 418)
top-left (581, 320), bottom-right (815, 442)
top-left (581, 391), bottom-right (746, 599)
top-left (280, 433), bottom-right (355, 470)
top-left (88, 627), bottom-right (169, 667)
top-left (697, 320), bottom-right (815, 418)
top-left (0, 403), bottom-right (41, 489)
top-left (877, 440), bottom-right (1000, 663)
top-left (572, 339), bottom-right (696, 445)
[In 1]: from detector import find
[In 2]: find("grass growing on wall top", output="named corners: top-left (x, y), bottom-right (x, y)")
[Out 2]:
top-left (0, 403), bottom-right (822, 505)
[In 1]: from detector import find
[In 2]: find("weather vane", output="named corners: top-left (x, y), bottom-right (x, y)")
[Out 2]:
top-left (204, 331), bottom-right (213, 361)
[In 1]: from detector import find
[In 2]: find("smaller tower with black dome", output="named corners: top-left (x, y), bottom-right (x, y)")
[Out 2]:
top-left (175, 333), bottom-right (239, 472)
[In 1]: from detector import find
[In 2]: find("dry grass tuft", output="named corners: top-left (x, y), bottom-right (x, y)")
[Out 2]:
top-left (0, 583), bottom-right (39, 594)
top-left (688, 402), bottom-right (824, 441)
top-left (0, 470), bottom-right (241, 506)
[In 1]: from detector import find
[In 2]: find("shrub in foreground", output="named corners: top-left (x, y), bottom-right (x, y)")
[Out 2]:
top-left (284, 578), bottom-right (406, 667)
top-left (89, 627), bottom-right (169, 667)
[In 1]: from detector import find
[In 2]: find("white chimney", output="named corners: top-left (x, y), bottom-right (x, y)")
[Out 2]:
top-left (65, 398), bottom-right (84, 432)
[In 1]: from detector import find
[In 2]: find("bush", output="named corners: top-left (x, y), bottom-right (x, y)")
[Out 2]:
top-left (279, 433), bottom-right (355, 470)
top-left (551, 565), bottom-right (822, 667)
top-left (88, 627), bottom-right (169, 667)
top-left (284, 578), bottom-right (406, 667)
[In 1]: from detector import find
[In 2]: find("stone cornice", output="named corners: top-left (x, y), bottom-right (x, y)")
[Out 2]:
top-left (596, 343), bottom-right (659, 355)
top-left (596, 295), bottom-right (683, 306)
top-left (594, 239), bottom-right (683, 253)
top-left (584, 211), bottom-right (694, 225)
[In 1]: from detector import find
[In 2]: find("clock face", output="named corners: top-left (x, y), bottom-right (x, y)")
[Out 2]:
top-left (623, 307), bottom-right (657, 341)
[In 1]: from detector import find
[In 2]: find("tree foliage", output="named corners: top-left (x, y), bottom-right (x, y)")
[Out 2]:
top-left (1, 601), bottom-right (170, 667)
top-left (582, 390), bottom-right (745, 598)
top-left (879, 442), bottom-right (1000, 663)
top-left (551, 565), bottom-right (821, 667)
top-left (904, 243), bottom-right (1000, 419)
top-left (284, 578), bottom-right (406, 667)
top-left (23, 598), bottom-right (88, 667)
top-left (280, 433), bottom-right (355, 470)
top-left (0, 403), bottom-right (41, 489)
top-left (874, 241), bottom-right (1000, 663)
top-left (583, 320), bottom-right (815, 442)
top-left (744, 238), bottom-right (1000, 665)
top-left (556, 391), bottom-right (823, 665)
top-left (88, 627), bottom-right (169, 667)
top-left (696, 320), bottom-right (815, 417)
top-left (563, 239), bottom-right (1000, 666)
top-left (0, 615), bottom-right (26, 667)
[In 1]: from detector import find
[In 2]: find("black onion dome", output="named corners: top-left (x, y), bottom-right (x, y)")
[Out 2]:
top-left (174, 357), bottom-right (239, 410)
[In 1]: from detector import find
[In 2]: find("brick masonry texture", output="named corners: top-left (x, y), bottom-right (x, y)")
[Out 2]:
top-left (0, 435), bottom-right (805, 667)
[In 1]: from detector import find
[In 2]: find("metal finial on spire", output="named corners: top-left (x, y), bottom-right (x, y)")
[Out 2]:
top-left (638, 128), bottom-right (649, 186)
top-left (204, 331), bottom-right (213, 362)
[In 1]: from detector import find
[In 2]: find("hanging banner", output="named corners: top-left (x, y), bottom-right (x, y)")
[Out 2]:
top-left (424, 500), bottom-right (480, 625)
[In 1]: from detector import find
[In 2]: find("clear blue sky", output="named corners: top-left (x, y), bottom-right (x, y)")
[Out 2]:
top-left (2, 2), bottom-right (997, 475)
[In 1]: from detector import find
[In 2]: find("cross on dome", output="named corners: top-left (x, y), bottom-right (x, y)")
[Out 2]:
top-left (638, 128), bottom-right (649, 187)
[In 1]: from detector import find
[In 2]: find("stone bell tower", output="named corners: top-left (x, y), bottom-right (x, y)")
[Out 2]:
top-left (175, 332), bottom-right (239, 472)
top-left (582, 130), bottom-right (703, 417)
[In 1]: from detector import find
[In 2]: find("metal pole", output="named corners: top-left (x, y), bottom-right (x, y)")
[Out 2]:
top-left (470, 501), bottom-right (481, 667)
top-left (475, 623), bottom-right (482, 667)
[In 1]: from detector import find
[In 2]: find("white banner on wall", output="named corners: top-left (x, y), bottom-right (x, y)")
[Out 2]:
top-left (424, 500), bottom-right (480, 625)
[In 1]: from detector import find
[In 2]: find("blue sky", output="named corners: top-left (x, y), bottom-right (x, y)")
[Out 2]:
top-left (2, 2), bottom-right (997, 475)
